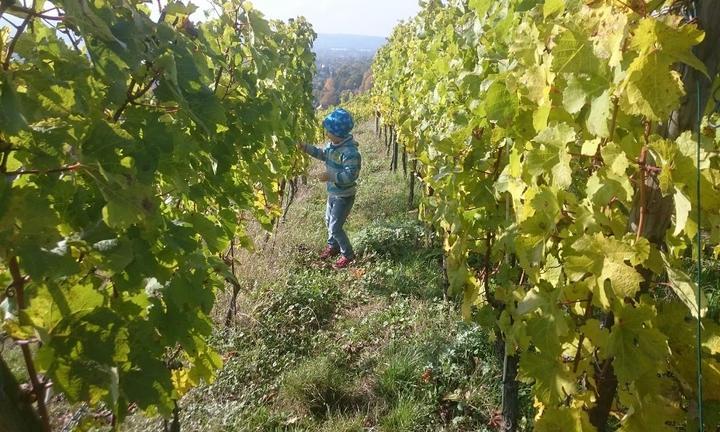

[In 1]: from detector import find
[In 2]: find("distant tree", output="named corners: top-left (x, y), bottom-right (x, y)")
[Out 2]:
top-left (340, 89), bottom-right (354, 103)
top-left (359, 70), bottom-right (373, 93)
top-left (318, 77), bottom-right (339, 107)
top-left (313, 52), bottom-right (376, 105)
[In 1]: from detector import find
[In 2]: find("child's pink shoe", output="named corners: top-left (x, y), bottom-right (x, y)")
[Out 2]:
top-left (320, 245), bottom-right (339, 260)
top-left (333, 256), bottom-right (353, 269)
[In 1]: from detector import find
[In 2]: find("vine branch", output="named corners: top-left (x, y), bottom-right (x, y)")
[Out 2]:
top-left (7, 5), bottom-right (63, 21)
top-left (572, 293), bottom-right (595, 373)
top-left (2, 1), bottom-right (34, 70)
top-left (635, 122), bottom-right (652, 242)
top-left (4, 162), bottom-right (82, 177)
top-left (112, 73), bottom-right (158, 122)
top-left (9, 256), bottom-right (51, 431)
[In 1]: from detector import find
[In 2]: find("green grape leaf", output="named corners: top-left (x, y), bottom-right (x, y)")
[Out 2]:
top-left (24, 281), bottom-right (104, 336)
top-left (608, 304), bottom-right (669, 383)
top-left (186, 213), bottom-right (228, 254)
top-left (485, 80), bottom-right (518, 127)
top-left (17, 242), bottom-right (80, 281)
top-left (663, 253), bottom-right (708, 318)
top-left (92, 238), bottom-right (134, 273)
top-left (0, 73), bottom-right (28, 134)
top-left (562, 75), bottom-right (589, 114)
top-left (552, 27), bottom-right (599, 75)
top-left (587, 90), bottom-right (611, 138)
top-left (102, 195), bottom-right (145, 229)
top-left (61, 0), bottom-right (128, 47)
top-left (1, 0), bottom-right (318, 421)
top-left (543, 0), bottom-right (565, 18)
top-left (35, 308), bottom-right (130, 406)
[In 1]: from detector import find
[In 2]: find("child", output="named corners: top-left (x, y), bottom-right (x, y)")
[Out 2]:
top-left (298, 108), bottom-right (361, 269)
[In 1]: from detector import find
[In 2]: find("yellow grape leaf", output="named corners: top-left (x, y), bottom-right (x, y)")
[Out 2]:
top-left (589, 5), bottom-right (627, 68)
top-left (663, 252), bottom-right (708, 318)
top-left (581, 318), bottom-right (610, 353)
top-left (581, 138), bottom-right (601, 156)
top-left (171, 368), bottom-right (195, 398)
top-left (519, 351), bottom-right (577, 403)
top-left (618, 388), bottom-right (683, 432)
top-left (543, 0), bottom-right (564, 18)
top-left (552, 27), bottom-right (599, 75)
top-left (630, 17), bottom-right (707, 76)
top-left (673, 187), bottom-right (692, 237)
top-left (535, 407), bottom-right (597, 432)
top-left (517, 287), bottom-right (545, 315)
top-left (598, 259), bottom-right (644, 298)
top-left (621, 52), bottom-right (684, 121)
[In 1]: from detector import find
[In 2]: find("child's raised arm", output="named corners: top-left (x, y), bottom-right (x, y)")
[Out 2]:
top-left (297, 143), bottom-right (326, 161)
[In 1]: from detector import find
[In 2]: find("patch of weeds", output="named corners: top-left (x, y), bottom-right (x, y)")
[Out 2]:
top-left (380, 397), bottom-right (429, 432)
top-left (1, 337), bottom-right (29, 381)
top-left (360, 256), bottom-right (444, 299)
top-left (353, 218), bottom-right (427, 258)
top-left (240, 405), bottom-right (311, 431)
top-left (252, 269), bottom-right (343, 357)
top-left (376, 344), bottom-right (425, 401)
top-left (422, 323), bottom-right (505, 428)
top-left (280, 356), bottom-right (359, 417)
top-left (696, 256), bottom-right (720, 320)
top-left (433, 324), bottom-right (498, 385)
top-left (178, 270), bottom-right (346, 429)
top-left (334, 294), bottom-right (417, 364)
top-left (317, 413), bottom-right (367, 432)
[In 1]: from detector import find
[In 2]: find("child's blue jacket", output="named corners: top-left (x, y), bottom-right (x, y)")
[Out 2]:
top-left (302, 136), bottom-right (361, 197)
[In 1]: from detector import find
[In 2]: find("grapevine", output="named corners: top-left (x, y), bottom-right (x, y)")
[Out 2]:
top-left (0, 0), bottom-right (316, 428)
top-left (371, 0), bottom-right (720, 430)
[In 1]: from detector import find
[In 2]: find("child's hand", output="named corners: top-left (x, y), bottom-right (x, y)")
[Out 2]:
top-left (318, 172), bottom-right (330, 182)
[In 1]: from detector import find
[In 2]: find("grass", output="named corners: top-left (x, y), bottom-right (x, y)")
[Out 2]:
top-left (375, 344), bottom-right (425, 401)
top-left (379, 397), bottom-right (428, 431)
top-left (280, 356), bottom-right (357, 416)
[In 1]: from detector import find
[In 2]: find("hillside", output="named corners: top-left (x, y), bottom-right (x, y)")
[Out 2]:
top-left (314, 34), bottom-right (386, 53)
top-left (312, 34), bottom-right (383, 107)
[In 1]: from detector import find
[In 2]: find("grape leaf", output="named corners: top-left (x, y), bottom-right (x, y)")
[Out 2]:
top-left (536, 407), bottom-right (596, 432)
top-left (663, 253), bottom-right (708, 318)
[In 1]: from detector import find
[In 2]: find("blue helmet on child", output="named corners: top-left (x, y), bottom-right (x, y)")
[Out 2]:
top-left (323, 108), bottom-right (354, 138)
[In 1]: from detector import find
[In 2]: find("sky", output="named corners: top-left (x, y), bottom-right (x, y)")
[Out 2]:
top-left (0, 0), bottom-right (419, 39)
top-left (242, 0), bottom-right (420, 37)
